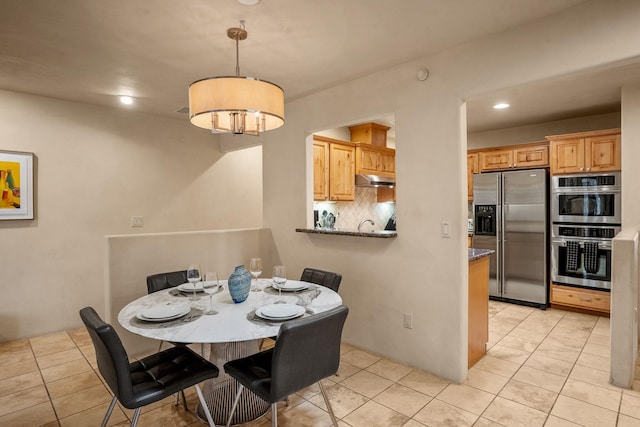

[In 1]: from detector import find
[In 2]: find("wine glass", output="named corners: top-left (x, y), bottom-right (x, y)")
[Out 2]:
top-left (272, 265), bottom-right (287, 301)
top-left (202, 272), bottom-right (219, 315)
top-left (186, 264), bottom-right (201, 301)
top-left (249, 258), bottom-right (263, 292)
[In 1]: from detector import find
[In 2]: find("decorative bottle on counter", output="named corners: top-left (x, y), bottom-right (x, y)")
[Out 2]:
top-left (228, 265), bottom-right (251, 303)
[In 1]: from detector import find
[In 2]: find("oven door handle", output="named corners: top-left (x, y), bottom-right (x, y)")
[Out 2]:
top-left (552, 239), bottom-right (612, 250)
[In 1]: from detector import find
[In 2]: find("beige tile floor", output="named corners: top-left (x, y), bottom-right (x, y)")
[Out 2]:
top-left (1, 301), bottom-right (640, 426)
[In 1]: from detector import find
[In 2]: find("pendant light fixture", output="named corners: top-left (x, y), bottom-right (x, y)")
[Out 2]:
top-left (188, 21), bottom-right (285, 136)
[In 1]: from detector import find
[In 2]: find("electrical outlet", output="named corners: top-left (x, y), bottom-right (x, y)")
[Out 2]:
top-left (403, 313), bottom-right (413, 329)
top-left (131, 216), bottom-right (144, 227)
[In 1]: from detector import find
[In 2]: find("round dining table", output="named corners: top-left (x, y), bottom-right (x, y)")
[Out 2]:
top-left (118, 279), bottom-right (342, 425)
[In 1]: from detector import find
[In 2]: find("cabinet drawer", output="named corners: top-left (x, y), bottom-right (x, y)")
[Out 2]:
top-left (551, 285), bottom-right (610, 313)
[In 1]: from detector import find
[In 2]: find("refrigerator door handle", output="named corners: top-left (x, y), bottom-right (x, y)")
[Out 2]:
top-left (496, 173), bottom-right (503, 295)
top-left (499, 173), bottom-right (506, 296)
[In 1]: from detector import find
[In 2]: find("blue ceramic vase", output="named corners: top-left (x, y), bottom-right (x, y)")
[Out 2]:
top-left (228, 265), bottom-right (251, 303)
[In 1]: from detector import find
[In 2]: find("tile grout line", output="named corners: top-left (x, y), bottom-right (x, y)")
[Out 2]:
top-left (30, 335), bottom-right (62, 426)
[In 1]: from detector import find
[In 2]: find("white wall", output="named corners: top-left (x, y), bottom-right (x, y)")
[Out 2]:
top-left (0, 90), bottom-right (263, 341)
top-left (621, 84), bottom-right (640, 344)
top-left (622, 84), bottom-right (640, 230)
top-left (468, 112), bottom-right (621, 149)
top-left (240, 0), bottom-right (640, 383)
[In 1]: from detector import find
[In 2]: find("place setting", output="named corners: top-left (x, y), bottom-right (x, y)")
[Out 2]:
top-left (248, 265), bottom-right (312, 325)
top-left (261, 265), bottom-right (312, 295)
top-left (130, 302), bottom-right (203, 329)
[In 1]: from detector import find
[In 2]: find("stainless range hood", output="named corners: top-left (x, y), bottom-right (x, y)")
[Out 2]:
top-left (355, 174), bottom-right (395, 188)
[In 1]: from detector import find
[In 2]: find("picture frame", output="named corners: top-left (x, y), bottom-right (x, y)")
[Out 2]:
top-left (0, 150), bottom-right (34, 220)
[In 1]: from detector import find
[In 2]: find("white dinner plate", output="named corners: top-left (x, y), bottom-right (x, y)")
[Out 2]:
top-left (137, 303), bottom-right (190, 321)
top-left (256, 303), bottom-right (305, 321)
top-left (177, 282), bottom-right (204, 293)
top-left (271, 280), bottom-right (309, 292)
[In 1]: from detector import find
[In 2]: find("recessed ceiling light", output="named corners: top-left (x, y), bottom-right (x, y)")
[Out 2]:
top-left (120, 96), bottom-right (134, 105)
top-left (238, 0), bottom-right (261, 5)
top-left (493, 102), bottom-right (510, 109)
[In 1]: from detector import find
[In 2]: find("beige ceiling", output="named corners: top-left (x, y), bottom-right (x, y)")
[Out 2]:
top-left (4, 0), bottom-right (631, 133)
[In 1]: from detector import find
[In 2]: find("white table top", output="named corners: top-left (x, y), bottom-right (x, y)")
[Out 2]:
top-left (118, 280), bottom-right (342, 344)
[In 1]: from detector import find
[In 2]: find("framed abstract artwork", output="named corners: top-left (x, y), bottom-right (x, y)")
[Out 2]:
top-left (0, 150), bottom-right (34, 220)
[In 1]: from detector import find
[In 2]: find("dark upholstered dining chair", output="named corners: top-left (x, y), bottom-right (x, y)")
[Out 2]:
top-left (259, 267), bottom-right (343, 353)
top-left (146, 270), bottom-right (204, 408)
top-left (146, 270), bottom-right (188, 294)
top-left (224, 305), bottom-right (349, 427)
top-left (146, 270), bottom-right (204, 353)
top-left (300, 267), bottom-right (342, 292)
top-left (79, 307), bottom-right (219, 427)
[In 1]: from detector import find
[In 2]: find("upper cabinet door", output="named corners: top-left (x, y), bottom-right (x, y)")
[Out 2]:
top-left (550, 138), bottom-right (584, 174)
top-left (480, 149), bottom-right (513, 171)
top-left (513, 145), bottom-right (549, 169)
top-left (586, 133), bottom-right (621, 172)
top-left (313, 140), bottom-right (329, 201)
top-left (378, 150), bottom-right (395, 175)
top-left (329, 143), bottom-right (355, 201)
top-left (356, 147), bottom-right (379, 174)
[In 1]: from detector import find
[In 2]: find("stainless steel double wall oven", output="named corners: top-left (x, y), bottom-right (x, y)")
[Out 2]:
top-left (551, 172), bottom-right (621, 290)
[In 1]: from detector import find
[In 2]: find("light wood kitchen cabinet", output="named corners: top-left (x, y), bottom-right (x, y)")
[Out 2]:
top-left (355, 144), bottom-right (395, 177)
top-left (551, 284), bottom-right (610, 314)
top-left (468, 255), bottom-right (489, 367)
top-left (313, 135), bottom-right (356, 201)
top-left (349, 122), bottom-right (390, 147)
top-left (329, 142), bottom-right (356, 201)
top-left (377, 187), bottom-right (395, 202)
top-left (313, 139), bottom-right (329, 201)
top-left (548, 128), bottom-right (621, 175)
top-left (467, 153), bottom-right (479, 200)
top-left (479, 142), bottom-right (549, 172)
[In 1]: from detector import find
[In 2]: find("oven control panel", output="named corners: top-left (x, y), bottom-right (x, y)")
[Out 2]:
top-left (554, 225), bottom-right (620, 239)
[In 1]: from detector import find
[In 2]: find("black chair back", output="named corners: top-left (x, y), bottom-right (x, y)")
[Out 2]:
top-left (79, 307), bottom-right (135, 405)
top-left (270, 305), bottom-right (348, 402)
top-left (300, 268), bottom-right (342, 292)
top-left (146, 270), bottom-right (187, 294)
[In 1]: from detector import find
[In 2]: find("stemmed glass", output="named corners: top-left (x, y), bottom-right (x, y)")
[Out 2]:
top-left (249, 258), bottom-right (263, 292)
top-left (272, 265), bottom-right (287, 301)
top-left (186, 264), bottom-right (201, 301)
top-left (202, 272), bottom-right (219, 315)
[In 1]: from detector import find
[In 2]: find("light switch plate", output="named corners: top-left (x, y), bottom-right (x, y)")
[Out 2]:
top-left (441, 221), bottom-right (451, 238)
top-left (131, 216), bottom-right (144, 227)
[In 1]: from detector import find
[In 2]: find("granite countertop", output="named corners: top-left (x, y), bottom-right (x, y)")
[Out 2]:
top-left (468, 248), bottom-right (494, 261)
top-left (295, 228), bottom-right (397, 239)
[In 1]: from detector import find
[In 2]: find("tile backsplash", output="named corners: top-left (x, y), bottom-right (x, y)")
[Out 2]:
top-left (314, 187), bottom-right (396, 231)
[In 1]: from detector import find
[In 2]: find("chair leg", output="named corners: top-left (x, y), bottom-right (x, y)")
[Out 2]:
top-left (318, 381), bottom-right (338, 427)
top-left (226, 385), bottom-right (244, 427)
top-left (194, 383), bottom-right (216, 427)
top-left (130, 407), bottom-right (142, 427)
top-left (271, 402), bottom-right (278, 427)
top-left (100, 395), bottom-right (117, 427)
top-left (180, 390), bottom-right (188, 411)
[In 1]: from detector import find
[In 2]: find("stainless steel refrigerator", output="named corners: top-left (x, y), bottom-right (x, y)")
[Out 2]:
top-left (473, 169), bottom-right (548, 307)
